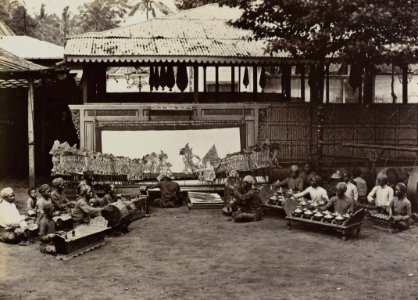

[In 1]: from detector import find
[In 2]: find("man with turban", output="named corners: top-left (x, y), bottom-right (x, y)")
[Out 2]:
top-left (143, 171), bottom-right (186, 208)
top-left (51, 177), bottom-right (74, 212)
top-left (389, 183), bottom-right (412, 231)
top-left (228, 175), bottom-right (263, 222)
top-left (367, 173), bottom-right (394, 212)
top-left (271, 165), bottom-right (304, 192)
top-left (0, 187), bottom-right (29, 244)
top-left (72, 185), bottom-right (110, 225)
top-left (321, 182), bottom-right (354, 215)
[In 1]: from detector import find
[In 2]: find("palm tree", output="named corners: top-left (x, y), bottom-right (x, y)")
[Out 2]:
top-left (128, 0), bottom-right (173, 20)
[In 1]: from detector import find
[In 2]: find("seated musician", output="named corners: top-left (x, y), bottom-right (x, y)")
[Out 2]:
top-left (341, 170), bottom-right (358, 202)
top-left (0, 187), bottom-right (29, 244)
top-left (36, 184), bottom-right (54, 225)
top-left (51, 178), bottom-right (74, 212)
top-left (367, 173), bottom-right (393, 213)
top-left (26, 187), bottom-right (37, 217)
top-left (77, 170), bottom-right (97, 198)
top-left (144, 171), bottom-right (189, 208)
top-left (352, 168), bottom-right (368, 203)
top-left (38, 203), bottom-right (57, 255)
top-left (321, 182), bottom-right (354, 215)
top-left (389, 183), bottom-right (412, 231)
top-left (299, 162), bottom-right (316, 189)
top-left (72, 186), bottom-right (110, 226)
top-left (223, 170), bottom-right (243, 216)
top-left (228, 175), bottom-right (263, 222)
top-left (101, 184), bottom-right (118, 206)
top-left (293, 175), bottom-right (329, 205)
top-left (271, 165), bottom-right (304, 192)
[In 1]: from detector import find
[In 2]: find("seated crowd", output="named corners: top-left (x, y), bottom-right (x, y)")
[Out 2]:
top-left (0, 164), bottom-right (415, 254)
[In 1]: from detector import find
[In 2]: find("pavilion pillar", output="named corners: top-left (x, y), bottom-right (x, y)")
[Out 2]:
top-left (231, 66), bottom-right (235, 92)
top-left (215, 66), bottom-right (219, 93)
top-left (300, 65), bottom-right (305, 102)
top-left (402, 65), bottom-right (408, 104)
top-left (253, 66), bottom-right (258, 93)
top-left (203, 66), bottom-right (207, 92)
top-left (325, 63), bottom-right (330, 104)
top-left (28, 78), bottom-right (35, 187)
top-left (193, 65), bottom-right (199, 103)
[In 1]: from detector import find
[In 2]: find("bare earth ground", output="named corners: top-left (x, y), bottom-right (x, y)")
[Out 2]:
top-left (0, 180), bottom-right (418, 300)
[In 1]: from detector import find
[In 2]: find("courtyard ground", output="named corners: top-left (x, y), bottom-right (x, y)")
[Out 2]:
top-left (0, 181), bottom-right (418, 300)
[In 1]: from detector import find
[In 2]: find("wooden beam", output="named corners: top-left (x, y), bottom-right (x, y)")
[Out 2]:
top-left (215, 66), bottom-right (219, 93)
top-left (402, 65), bottom-right (408, 104)
top-left (28, 79), bottom-right (35, 187)
top-left (301, 65), bottom-right (305, 102)
top-left (193, 65), bottom-right (199, 103)
top-left (253, 66), bottom-right (258, 93)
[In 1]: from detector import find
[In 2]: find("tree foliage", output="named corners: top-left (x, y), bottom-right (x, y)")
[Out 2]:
top-left (226, 0), bottom-right (418, 64)
top-left (129, 0), bottom-right (174, 20)
top-left (77, 0), bottom-right (130, 32)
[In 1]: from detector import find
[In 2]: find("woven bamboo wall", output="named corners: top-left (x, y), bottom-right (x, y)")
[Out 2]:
top-left (321, 104), bottom-right (418, 161)
top-left (258, 103), bottom-right (418, 164)
top-left (258, 103), bottom-right (312, 161)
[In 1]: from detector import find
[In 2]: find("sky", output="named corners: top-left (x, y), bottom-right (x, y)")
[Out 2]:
top-left (101, 128), bottom-right (242, 172)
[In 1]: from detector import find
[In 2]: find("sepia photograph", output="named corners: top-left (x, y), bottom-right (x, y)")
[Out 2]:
top-left (0, 0), bottom-right (417, 299)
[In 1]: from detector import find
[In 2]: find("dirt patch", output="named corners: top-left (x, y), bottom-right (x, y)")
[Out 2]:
top-left (0, 183), bottom-right (417, 299)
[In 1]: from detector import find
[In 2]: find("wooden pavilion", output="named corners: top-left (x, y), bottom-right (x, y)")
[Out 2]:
top-left (62, 4), bottom-right (418, 172)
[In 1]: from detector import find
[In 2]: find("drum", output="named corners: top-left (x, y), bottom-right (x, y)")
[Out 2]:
top-left (101, 200), bottom-right (135, 227)
top-left (407, 167), bottom-right (418, 212)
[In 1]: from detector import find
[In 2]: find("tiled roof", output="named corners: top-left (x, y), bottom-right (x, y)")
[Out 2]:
top-left (0, 36), bottom-right (64, 60)
top-left (64, 4), bottom-right (293, 63)
top-left (0, 47), bottom-right (49, 73)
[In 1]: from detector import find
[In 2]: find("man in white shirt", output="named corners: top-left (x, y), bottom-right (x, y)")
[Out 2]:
top-left (342, 170), bottom-right (358, 202)
top-left (293, 174), bottom-right (329, 205)
top-left (0, 187), bottom-right (28, 244)
top-left (367, 173), bottom-right (394, 212)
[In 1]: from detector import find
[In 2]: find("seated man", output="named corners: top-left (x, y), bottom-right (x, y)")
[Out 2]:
top-left (77, 170), bottom-right (97, 199)
top-left (0, 187), bottom-right (29, 244)
top-left (72, 186), bottom-right (109, 226)
top-left (38, 203), bottom-right (57, 255)
top-left (321, 182), bottom-right (354, 215)
top-left (341, 170), bottom-right (358, 202)
top-left (223, 170), bottom-right (243, 216)
top-left (51, 178), bottom-right (74, 212)
top-left (293, 175), bottom-right (329, 205)
top-left (352, 168), bottom-right (368, 203)
top-left (367, 173), bottom-right (393, 213)
top-left (101, 184), bottom-right (118, 206)
top-left (389, 183), bottom-right (412, 231)
top-left (26, 187), bottom-right (37, 217)
top-left (271, 165), bottom-right (304, 192)
top-left (36, 184), bottom-right (54, 225)
top-left (228, 175), bottom-right (263, 222)
top-left (299, 162), bottom-right (316, 189)
top-left (144, 172), bottom-right (187, 208)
